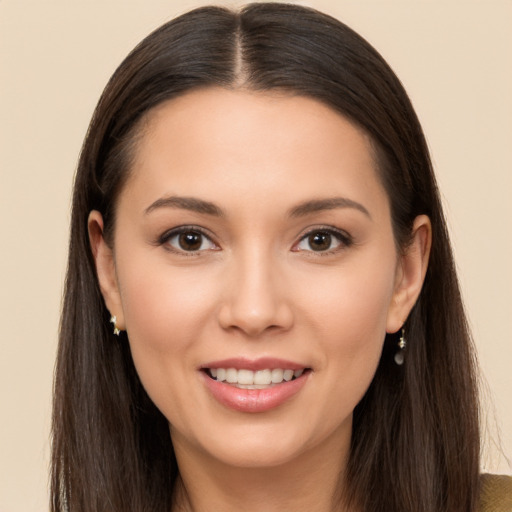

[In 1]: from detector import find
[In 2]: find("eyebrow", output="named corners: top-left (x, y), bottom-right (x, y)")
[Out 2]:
top-left (144, 195), bottom-right (370, 219)
top-left (288, 197), bottom-right (371, 218)
top-left (144, 196), bottom-right (224, 216)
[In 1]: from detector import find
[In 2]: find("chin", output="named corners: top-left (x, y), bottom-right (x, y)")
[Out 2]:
top-left (173, 411), bottom-right (352, 471)
top-left (204, 436), bottom-right (310, 469)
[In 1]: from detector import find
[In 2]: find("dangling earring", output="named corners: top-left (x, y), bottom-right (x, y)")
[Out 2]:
top-left (110, 315), bottom-right (121, 336)
top-left (394, 328), bottom-right (406, 365)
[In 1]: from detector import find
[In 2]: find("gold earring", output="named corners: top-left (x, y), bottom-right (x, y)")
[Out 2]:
top-left (394, 328), bottom-right (406, 365)
top-left (110, 315), bottom-right (121, 336)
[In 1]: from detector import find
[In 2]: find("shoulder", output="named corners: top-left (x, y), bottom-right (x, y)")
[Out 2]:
top-left (478, 474), bottom-right (512, 512)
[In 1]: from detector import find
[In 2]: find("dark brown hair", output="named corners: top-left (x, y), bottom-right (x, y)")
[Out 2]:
top-left (52, 4), bottom-right (480, 511)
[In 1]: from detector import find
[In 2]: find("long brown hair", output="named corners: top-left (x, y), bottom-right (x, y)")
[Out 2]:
top-left (52, 4), bottom-right (480, 511)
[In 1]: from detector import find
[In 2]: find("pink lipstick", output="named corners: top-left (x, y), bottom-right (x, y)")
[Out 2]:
top-left (200, 358), bottom-right (311, 413)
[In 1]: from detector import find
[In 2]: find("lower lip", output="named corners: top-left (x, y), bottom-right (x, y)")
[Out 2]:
top-left (201, 371), bottom-right (310, 413)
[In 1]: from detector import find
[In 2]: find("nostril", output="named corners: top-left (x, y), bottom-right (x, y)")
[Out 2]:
top-left (217, 302), bottom-right (294, 337)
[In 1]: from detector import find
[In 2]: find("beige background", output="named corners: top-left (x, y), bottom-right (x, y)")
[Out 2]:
top-left (1, 0), bottom-right (510, 510)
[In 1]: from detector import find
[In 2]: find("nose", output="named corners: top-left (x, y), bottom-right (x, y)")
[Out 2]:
top-left (217, 250), bottom-right (294, 338)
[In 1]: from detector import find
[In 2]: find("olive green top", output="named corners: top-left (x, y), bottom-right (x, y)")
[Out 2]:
top-left (479, 474), bottom-right (512, 512)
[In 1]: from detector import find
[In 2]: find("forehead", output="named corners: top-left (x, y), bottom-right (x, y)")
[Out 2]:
top-left (141, 87), bottom-right (374, 163)
top-left (121, 87), bottom-right (389, 218)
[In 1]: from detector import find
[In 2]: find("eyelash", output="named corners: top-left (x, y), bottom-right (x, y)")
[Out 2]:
top-left (293, 226), bottom-right (353, 256)
top-left (158, 226), bottom-right (218, 256)
top-left (157, 225), bottom-right (353, 256)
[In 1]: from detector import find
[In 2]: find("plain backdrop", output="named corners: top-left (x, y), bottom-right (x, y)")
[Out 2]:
top-left (1, 0), bottom-right (511, 510)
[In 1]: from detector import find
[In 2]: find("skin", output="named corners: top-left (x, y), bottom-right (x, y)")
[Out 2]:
top-left (89, 88), bottom-right (431, 512)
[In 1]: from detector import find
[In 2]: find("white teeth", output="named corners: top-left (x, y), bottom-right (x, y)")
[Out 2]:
top-left (236, 384), bottom-right (273, 389)
top-left (271, 369), bottom-right (284, 383)
top-left (283, 369), bottom-right (294, 381)
top-left (254, 369), bottom-right (272, 385)
top-left (237, 369), bottom-right (254, 385)
top-left (208, 367), bottom-right (306, 386)
top-left (226, 368), bottom-right (238, 383)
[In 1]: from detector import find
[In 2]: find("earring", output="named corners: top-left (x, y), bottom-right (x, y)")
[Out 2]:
top-left (394, 328), bottom-right (406, 365)
top-left (110, 315), bottom-right (121, 336)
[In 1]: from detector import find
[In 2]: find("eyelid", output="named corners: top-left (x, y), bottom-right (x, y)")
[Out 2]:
top-left (157, 225), bottom-right (219, 254)
top-left (292, 225), bottom-right (353, 254)
top-left (155, 224), bottom-right (352, 255)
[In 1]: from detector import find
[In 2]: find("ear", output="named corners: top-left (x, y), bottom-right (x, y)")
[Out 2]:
top-left (386, 214), bottom-right (432, 333)
top-left (88, 210), bottom-right (125, 330)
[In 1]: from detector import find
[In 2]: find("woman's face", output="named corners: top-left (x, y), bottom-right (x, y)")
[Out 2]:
top-left (92, 88), bottom-right (427, 470)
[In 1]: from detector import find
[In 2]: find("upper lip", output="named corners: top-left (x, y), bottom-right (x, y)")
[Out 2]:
top-left (200, 357), bottom-right (308, 371)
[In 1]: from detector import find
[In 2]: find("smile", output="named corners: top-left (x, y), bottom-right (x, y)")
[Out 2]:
top-left (206, 368), bottom-right (306, 388)
top-left (200, 359), bottom-right (311, 413)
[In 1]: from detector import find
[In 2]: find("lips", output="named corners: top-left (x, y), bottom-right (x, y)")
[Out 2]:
top-left (200, 358), bottom-right (311, 413)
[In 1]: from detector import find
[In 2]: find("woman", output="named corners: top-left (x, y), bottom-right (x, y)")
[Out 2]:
top-left (51, 3), bottom-right (511, 511)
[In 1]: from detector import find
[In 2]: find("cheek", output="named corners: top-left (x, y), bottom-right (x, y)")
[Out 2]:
top-left (298, 251), bottom-right (397, 390)
top-left (117, 254), bottom-right (218, 349)
top-left (114, 252), bottom-right (222, 406)
top-left (303, 258), bottom-right (396, 345)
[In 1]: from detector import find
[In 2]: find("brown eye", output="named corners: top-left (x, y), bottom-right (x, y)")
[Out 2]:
top-left (178, 232), bottom-right (203, 251)
top-left (164, 229), bottom-right (216, 253)
top-left (295, 228), bottom-right (350, 253)
top-left (307, 232), bottom-right (333, 251)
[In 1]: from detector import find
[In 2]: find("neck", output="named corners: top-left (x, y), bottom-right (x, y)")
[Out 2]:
top-left (171, 428), bottom-right (353, 512)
